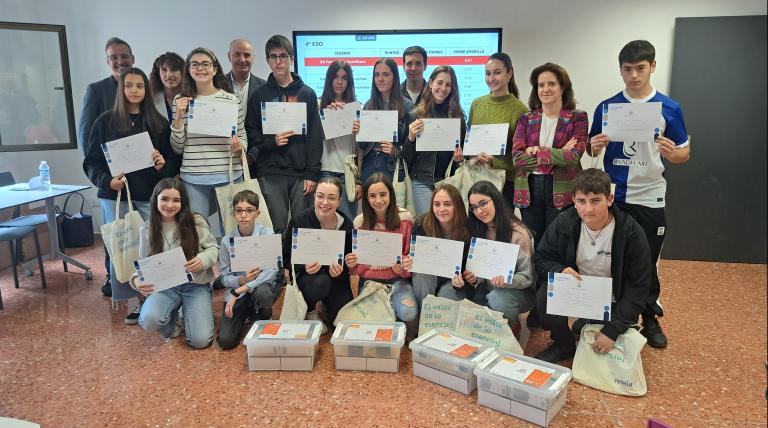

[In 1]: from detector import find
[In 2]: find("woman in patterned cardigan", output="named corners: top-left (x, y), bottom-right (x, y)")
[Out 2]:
top-left (511, 63), bottom-right (588, 246)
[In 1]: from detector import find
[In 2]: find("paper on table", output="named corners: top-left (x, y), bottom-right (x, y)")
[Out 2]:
top-left (409, 235), bottom-right (464, 278)
top-left (320, 101), bottom-right (361, 140)
top-left (261, 102), bottom-right (307, 135)
top-left (466, 237), bottom-right (519, 281)
top-left (489, 355), bottom-right (556, 388)
top-left (352, 229), bottom-right (403, 267)
top-left (462, 123), bottom-right (509, 156)
top-left (357, 110), bottom-right (399, 143)
top-left (602, 102), bottom-right (662, 143)
top-left (259, 322), bottom-right (312, 339)
top-left (546, 272), bottom-right (612, 321)
top-left (416, 118), bottom-right (461, 152)
top-left (187, 98), bottom-right (238, 137)
top-left (229, 234), bottom-right (283, 272)
top-left (101, 131), bottom-right (155, 176)
top-left (291, 227), bottom-right (346, 266)
top-left (343, 324), bottom-right (394, 341)
top-left (423, 332), bottom-right (482, 359)
top-left (133, 247), bottom-right (192, 293)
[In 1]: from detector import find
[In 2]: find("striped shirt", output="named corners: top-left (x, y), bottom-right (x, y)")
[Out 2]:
top-left (170, 90), bottom-right (247, 182)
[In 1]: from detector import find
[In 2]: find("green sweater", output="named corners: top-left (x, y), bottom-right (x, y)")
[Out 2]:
top-left (467, 94), bottom-right (529, 182)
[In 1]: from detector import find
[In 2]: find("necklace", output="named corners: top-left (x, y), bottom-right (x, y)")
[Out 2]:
top-left (130, 113), bottom-right (142, 128)
top-left (583, 216), bottom-right (612, 246)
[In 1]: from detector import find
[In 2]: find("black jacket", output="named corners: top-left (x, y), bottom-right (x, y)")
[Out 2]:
top-left (402, 102), bottom-right (467, 183)
top-left (282, 207), bottom-right (354, 281)
top-left (245, 73), bottom-right (322, 181)
top-left (534, 205), bottom-right (651, 340)
top-left (78, 76), bottom-right (117, 153)
top-left (227, 72), bottom-right (267, 104)
top-left (83, 111), bottom-right (178, 201)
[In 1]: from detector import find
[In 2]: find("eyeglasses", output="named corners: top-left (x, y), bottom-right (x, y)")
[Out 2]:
top-left (315, 194), bottom-right (339, 203)
top-left (234, 208), bottom-right (258, 215)
top-left (267, 54), bottom-right (292, 63)
top-left (469, 198), bottom-right (493, 213)
top-left (189, 61), bottom-right (213, 70)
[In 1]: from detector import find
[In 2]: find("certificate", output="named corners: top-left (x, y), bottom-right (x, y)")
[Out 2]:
top-left (462, 123), bottom-right (509, 156)
top-left (133, 247), bottom-right (192, 293)
top-left (409, 235), bottom-right (464, 278)
top-left (101, 131), bottom-right (155, 176)
top-left (229, 234), bottom-right (283, 273)
top-left (357, 110), bottom-right (399, 143)
top-left (352, 229), bottom-right (403, 267)
top-left (416, 118), bottom-right (461, 152)
top-left (291, 228), bottom-right (346, 266)
top-left (466, 237), bottom-right (520, 281)
top-left (602, 102), bottom-right (662, 142)
top-left (259, 322), bottom-right (312, 339)
top-left (546, 272), bottom-right (612, 321)
top-left (320, 101), bottom-right (361, 140)
top-left (261, 102), bottom-right (307, 135)
top-left (187, 98), bottom-right (238, 137)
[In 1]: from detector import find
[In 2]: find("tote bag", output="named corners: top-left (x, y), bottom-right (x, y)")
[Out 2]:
top-left (393, 158), bottom-right (416, 217)
top-left (279, 265), bottom-right (308, 321)
top-left (572, 324), bottom-right (648, 396)
top-left (100, 178), bottom-right (144, 283)
top-left (333, 280), bottom-right (396, 326)
top-left (343, 154), bottom-right (359, 202)
top-left (215, 151), bottom-right (273, 233)
top-left (437, 161), bottom-right (505, 206)
top-left (56, 192), bottom-right (94, 248)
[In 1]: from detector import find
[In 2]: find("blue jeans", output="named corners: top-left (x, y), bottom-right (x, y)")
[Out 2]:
top-left (359, 278), bottom-right (418, 322)
top-left (360, 150), bottom-right (404, 185)
top-left (411, 180), bottom-right (435, 217)
top-left (182, 178), bottom-right (242, 236)
top-left (473, 283), bottom-right (536, 327)
top-left (321, 171), bottom-right (356, 219)
top-left (100, 198), bottom-right (150, 301)
top-left (412, 273), bottom-right (472, 308)
top-left (139, 283), bottom-right (214, 349)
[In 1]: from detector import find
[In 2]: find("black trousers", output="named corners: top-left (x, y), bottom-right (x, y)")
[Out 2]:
top-left (616, 202), bottom-right (666, 318)
top-left (298, 272), bottom-right (353, 324)
top-left (520, 174), bottom-right (565, 248)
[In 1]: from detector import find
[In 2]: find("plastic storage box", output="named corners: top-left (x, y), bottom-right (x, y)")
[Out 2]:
top-left (243, 320), bottom-right (322, 371)
top-left (408, 328), bottom-right (495, 394)
top-left (474, 352), bottom-right (572, 426)
top-left (331, 320), bottom-right (406, 372)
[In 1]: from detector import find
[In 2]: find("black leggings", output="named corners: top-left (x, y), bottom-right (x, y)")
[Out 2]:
top-left (297, 272), bottom-right (353, 323)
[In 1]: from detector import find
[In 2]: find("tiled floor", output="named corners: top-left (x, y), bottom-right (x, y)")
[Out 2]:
top-left (0, 243), bottom-right (766, 427)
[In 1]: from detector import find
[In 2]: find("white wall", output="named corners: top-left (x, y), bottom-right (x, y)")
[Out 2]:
top-left (1, 0), bottom-right (765, 225)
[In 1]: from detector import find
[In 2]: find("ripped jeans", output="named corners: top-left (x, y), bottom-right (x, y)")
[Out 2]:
top-left (358, 278), bottom-right (418, 322)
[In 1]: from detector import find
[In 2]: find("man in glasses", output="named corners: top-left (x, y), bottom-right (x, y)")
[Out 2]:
top-left (77, 37), bottom-right (134, 298)
top-left (245, 35), bottom-right (322, 234)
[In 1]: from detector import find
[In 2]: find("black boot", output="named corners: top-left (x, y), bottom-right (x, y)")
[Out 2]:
top-left (642, 316), bottom-right (668, 348)
top-left (535, 341), bottom-right (576, 364)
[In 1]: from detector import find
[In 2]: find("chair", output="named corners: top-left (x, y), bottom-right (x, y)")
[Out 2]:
top-left (0, 225), bottom-right (47, 309)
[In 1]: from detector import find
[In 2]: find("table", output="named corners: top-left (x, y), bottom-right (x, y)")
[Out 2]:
top-left (0, 183), bottom-right (94, 279)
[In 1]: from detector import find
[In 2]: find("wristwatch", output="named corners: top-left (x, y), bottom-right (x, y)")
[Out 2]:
top-left (230, 288), bottom-right (241, 298)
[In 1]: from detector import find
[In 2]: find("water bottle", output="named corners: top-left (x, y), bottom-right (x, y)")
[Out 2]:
top-left (39, 160), bottom-right (51, 190)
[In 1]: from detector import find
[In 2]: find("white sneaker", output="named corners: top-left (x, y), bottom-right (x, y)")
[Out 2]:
top-left (306, 310), bottom-right (328, 335)
top-left (124, 301), bottom-right (142, 325)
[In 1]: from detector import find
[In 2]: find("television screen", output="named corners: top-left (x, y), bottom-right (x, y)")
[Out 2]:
top-left (293, 29), bottom-right (502, 114)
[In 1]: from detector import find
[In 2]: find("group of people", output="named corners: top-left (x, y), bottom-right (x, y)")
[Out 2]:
top-left (79, 34), bottom-right (690, 363)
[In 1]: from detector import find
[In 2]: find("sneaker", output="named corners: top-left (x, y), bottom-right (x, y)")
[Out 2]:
top-left (535, 342), bottom-right (576, 364)
top-left (124, 301), bottom-right (142, 325)
top-left (306, 310), bottom-right (328, 335)
top-left (101, 276), bottom-right (112, 297)
top-left (642, 316), bottom-right (668, 348)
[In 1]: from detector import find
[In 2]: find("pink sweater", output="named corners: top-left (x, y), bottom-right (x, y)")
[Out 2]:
top-left (351, 209), bottom-right (413, 280)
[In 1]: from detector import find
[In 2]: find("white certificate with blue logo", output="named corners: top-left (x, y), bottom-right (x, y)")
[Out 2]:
top-left (352, 229), bottom-right (403, 267)
top-left (602, 102), bottom-right (662, 143)
top-left (357, 110), bottom-right (398, 143)
top-left (320, 101), bottom-right (361, 140)
top-left (133, 247), bottom-right (192, 293)
top-left (465, 237), bottom-right (519, 282)
top-left (462, 123), bottom-right (509, 156)
top-left (409, 235), bottom-right (464, 278)
top-left (416, 118), bottom-right (461, 152)
top-left (261, 102), bottom-right (307, 135)
top-left (101, 131), bottom-right (155, 176)
top-left (187, 98), bottom-right (239, 137)
top-left (230, 234), bottom-right (283, 273)
top-left (546, 272), bottom-right (612, 321)
top-left (291, 228), bottom-right (346, 266)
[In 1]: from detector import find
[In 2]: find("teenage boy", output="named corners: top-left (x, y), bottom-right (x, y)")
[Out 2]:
top-left (245, 35), bottom-right (322, 234)
top-left (401, 46), bottom-right (427, 105)
top-left (216, 190), bottom-right (281, 350)
top-left (588, 40), bottom-right (690, 348)
top-left (533, 168), bottom-right (651, 364)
